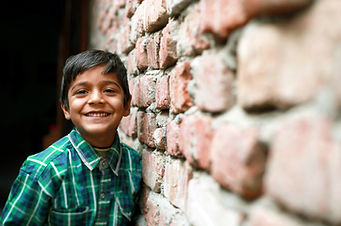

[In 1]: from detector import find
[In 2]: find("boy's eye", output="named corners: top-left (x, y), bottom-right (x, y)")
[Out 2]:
top-left (104, 88), bottom-right (117, 93)
top-left (74, 89), bottom-right (88, 95)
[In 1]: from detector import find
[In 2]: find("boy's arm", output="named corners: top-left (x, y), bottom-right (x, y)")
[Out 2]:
top-left (0, 171), bottom-right (51, 225)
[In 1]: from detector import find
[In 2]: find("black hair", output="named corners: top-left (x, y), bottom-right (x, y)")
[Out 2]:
top-left (60, 49), bottom-right (130, 109)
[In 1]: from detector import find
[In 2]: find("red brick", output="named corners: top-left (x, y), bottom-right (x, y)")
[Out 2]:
top-left (265, 115), bottom-right (341, 224)
top-left (169, 61), bottom-right (193, 114)
top-left (142, 150), bottom-right (165, 192)
top-left (146, 31), bottom-right (161, 69)
top-left (144, 192), bottom-right (189, 226)
top-left (143, 0), bottom-right (169, 33)
top-left (137, 112), bottom-right (157, 148)
top-left (118, 23), bottom-right (134, 54)
top-left (135, 38), bottom-right (148, 71)
top-left (200, 0), bottom-right (248, 39)
top-left (179, 114), bottom-right (213, 170)
top-left (130, 2), bottom-right (145, 45)
top-left (131, 77), bottom-right (140, 106)
top-left (237, 0), bottom-right (341, 111)
top-left (244, 0), bottom-right (313, 17)
top-left (138, 75), bottom-right (156, 108)
top-left (159, 20), bottom-right (178, 69)
top-left (192, 54), bottom-right (234, 113)
top-left (155, 75), bottom-right (170, 110)
top-left (163, 159), bottom-right (192, 210)
top-left (127, 50), bottom-right (138, 75)
top-left (248, 203), bottom-right (304, 226)
top-left (177, 4), bottom-right (210, 56)
top-left (166, 120), bottom-right (182, 157)
top-left (210, 125), bottom-right (267, 199)
top-left (120, 107), bottom-right (137, 137)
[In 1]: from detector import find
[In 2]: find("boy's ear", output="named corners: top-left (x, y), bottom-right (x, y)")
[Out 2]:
top-left (123, 95), bottom-right (132, 117)
top-left (61, 103), bottom-right (71, 120)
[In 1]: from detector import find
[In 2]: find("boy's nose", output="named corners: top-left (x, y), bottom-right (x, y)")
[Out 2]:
top-left (88, 90), bottom-right (104, 104)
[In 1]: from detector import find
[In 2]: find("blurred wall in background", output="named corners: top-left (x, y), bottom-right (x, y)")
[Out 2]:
top-left (88, 0), bottom-right (341, 225)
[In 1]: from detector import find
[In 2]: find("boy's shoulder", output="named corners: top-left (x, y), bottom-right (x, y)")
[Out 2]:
top-left (20, 135), bottom-right (72, 178)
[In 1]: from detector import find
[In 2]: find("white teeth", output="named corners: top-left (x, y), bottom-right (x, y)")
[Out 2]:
top-left (86, 113), bottom-right (109, 117)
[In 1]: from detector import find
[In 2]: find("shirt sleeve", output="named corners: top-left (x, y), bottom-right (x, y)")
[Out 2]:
top-left (0, 171), bottom-right (51, 225)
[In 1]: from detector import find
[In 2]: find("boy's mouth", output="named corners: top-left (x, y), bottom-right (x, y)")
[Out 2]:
top-left (85, 112), bottom-right (110, 117)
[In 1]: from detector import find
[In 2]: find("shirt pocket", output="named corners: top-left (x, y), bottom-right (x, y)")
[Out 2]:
top-left (48, 206), bottom-right (91, 225)
top-left (115, 192), bottom-right (134, 221)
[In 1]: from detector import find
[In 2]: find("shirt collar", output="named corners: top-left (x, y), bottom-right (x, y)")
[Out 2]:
top-left (68, 128), bottom-right (122, 175)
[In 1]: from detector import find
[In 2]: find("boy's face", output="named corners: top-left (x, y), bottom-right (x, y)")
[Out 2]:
top-left (61, 65), bottom-right (131, 147)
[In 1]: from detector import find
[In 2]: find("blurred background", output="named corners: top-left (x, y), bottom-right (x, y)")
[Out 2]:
top-left (0, 0), bottom-right (88, 209)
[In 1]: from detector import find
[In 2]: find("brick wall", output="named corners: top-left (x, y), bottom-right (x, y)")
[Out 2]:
top-left (88, 0), bottom-right (341, 225)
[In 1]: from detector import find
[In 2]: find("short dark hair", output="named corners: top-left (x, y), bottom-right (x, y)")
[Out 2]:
top-left (60, 49), bottom-right (130, 109)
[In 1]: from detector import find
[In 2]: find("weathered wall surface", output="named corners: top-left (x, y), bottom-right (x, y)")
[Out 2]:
top-left (88, 0), bottom-right (341, 225)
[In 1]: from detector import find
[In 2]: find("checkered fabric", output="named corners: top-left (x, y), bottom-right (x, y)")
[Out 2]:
top-left (0, 128), bottom-right (142, 225)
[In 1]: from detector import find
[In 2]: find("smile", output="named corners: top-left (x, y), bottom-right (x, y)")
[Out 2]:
top-left (85, 112), bottom-right (110, 117)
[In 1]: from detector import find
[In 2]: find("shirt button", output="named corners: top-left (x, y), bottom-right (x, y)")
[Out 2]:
top-left (99, 159), bottom-right (109, 170)
top-left (100, 193), bottom-right (105, 199)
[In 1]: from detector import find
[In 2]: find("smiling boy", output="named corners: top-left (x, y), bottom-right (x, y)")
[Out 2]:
top-left (0, 50), bottom-right (142, 225)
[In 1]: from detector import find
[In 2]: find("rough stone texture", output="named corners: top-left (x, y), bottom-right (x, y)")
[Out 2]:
top-left (210, 125), bottom-right (267, 199)
top-left (191, 54), bottom-right (235, 113)
top-left (88, 0), bottom-right (341, 225)
top-left (186, 174), bottom-right (245, 226)
top-left (163, 159), bottom-right (192, 210)
top-left (237, 0), bottom-right (341, 111)
top-left (265, 114), bottom-right (341, 224)
top-left (169, 61), bottom-right (193, 113)
top-left (179, 114), bottom-right (213, 170)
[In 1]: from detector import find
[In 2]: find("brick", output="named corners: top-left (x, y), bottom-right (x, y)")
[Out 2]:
top-left (118, 23), bottom-right (134, 54)
top-left (131, 77), bottom-right (140, 106)
top-left (127, 50), bottom-right (138, 75)
top-left (166, 120), bottom-right (182, 157)
top-left (155, 75), bottom-right (170, 110)
top-left (243, 0), bottom-right (313, 17)
top-left (265, 115), bottom-right (341, 224)
top-left (163, 159), bottom-right (192, 210)
top-left (248, 201), bottom-right (307, 226)
top-left (142, 150), bottom-right (165, 192)
top-left (210, 125), bottom-right (267, 199)
top-left (179, 114), bottom-right (213, 170)
top-left (120, 107), bottom-right (137, 137)
top-left (191, 54), bottom-right (235, 113)
top-left (237, 0), bottom-right (341, 111)
top-left (199, 0), bottom-right (248, 40)
top-left (144, 192), bottom-right (190, 226)
top-left (159, 20), bottom-right (178, 69)
top-left (146, 31), bottom-right (161, 69)
top-left (130, 1), bottom-right (145, 45)
top-left (137, 112), bottom-right (157, 148)
top-left (186, 174), bottom-right (245, 226)
top-left (177, 4), bottom-right (210, 56)
top-left (135, 38), bottom-right (148, 71)
top-left (169, 61), bottom-right (193, 114)
top-left (138, 75), bottom-right (156, 108)
top-left (143, 0), bottom-right (169, 33)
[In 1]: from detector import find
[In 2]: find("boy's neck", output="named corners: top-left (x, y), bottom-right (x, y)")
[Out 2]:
top-left (78, 129), bottom-right (117, 148)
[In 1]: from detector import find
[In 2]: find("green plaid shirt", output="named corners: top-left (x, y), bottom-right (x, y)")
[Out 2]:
top-left (0, 128), bottom-right (142, 225)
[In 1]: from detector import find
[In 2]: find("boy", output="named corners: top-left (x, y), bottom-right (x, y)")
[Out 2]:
top-left (0, 50), bottom-right (142, 225)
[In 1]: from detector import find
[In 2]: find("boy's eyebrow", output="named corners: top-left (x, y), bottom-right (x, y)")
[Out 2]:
top-left (70, 81), bottom-right (88, 91)
top-left (70, 80), bottom-right (122, 91)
